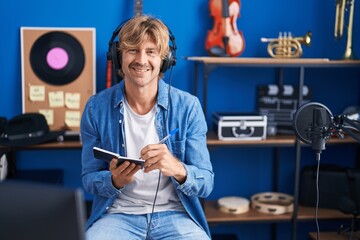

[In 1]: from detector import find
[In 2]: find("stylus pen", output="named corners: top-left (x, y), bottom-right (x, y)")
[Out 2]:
top-left (158, 128), bottom-right (179, 144)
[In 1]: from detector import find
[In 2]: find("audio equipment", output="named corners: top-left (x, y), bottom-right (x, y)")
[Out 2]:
top-left (251, 192), bottom-right (294, 215)
top-left (294, 102), bottom-right (360, 238)
top-left (300, 164), bottom-right (360, 209)
top-left (293, 102), bottom-right (360, 160)
top-left (106, 18), bottom-right (177, 87)
top-left (217, 196), bottom-right (250, 214)
top-left (293, 102), bottom-right (333, 158)
top-left (343, 105), bottom-right (360, 121)
top-left (334, 0), bottom-right (356, 59)
top-left (261, 31), bottom-right (312, 58)
top-left (338, 195), bottom-right (360, 236)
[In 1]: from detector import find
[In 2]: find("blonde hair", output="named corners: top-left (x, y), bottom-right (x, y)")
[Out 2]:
top-left (117, 15), bottom-right (170, 78)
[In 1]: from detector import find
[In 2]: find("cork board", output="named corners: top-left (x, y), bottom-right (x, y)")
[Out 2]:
top-left (21, 27), bottom-right (96, 132)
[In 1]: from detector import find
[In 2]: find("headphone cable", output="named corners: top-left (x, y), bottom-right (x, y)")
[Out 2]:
top-left (315, 154), bottom-right (321, 240)
top-left (144, 63), bottom-right (174, 240)
top-left (145, 171), bottom-right (161, 240)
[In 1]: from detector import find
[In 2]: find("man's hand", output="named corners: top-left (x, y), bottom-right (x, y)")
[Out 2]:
top-left (109, 159), bottom-right (141, 189)
top-left (140, 144), bottom-right (187, 184)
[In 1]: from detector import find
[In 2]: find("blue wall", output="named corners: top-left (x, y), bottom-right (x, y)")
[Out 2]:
top-left (1, 0), bottom-right (360, 239)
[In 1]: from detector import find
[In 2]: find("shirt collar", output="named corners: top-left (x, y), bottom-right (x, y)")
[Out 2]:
top-left (157, 79), bottom-right (170, 111)
top-left (112, 79), bottom-right (170, 111)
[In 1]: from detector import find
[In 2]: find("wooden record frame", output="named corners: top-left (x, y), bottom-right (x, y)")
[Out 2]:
top-left (21, 27), bottom-right (96, 132)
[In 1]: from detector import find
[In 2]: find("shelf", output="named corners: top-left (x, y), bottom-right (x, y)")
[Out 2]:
top-left (186, 57), bottom-right (360, 68)
top-left (207, 132), bottom-right (358, 147)
top-left (205, 200), bottom-right (352, 224)
top-left (0, 141), bottom-right (82, 150)
top-left (187, 56), bottom-right (360, 116)
top-left (1, 133), bottom-right (356, 150)
top-left (187, 56), bottom-right (360, 239)
top-left (207, 132), bottom-right (295, 147)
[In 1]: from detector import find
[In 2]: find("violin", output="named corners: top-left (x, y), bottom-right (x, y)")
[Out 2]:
top-left (205, 0), bottom-right (245, 57)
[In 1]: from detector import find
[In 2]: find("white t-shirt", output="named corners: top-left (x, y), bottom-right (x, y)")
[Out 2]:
top-left (108, 99), bottom-right (184, 214)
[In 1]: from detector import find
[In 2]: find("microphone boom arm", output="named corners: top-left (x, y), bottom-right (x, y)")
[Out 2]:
top-left (332, 115), bottom-right (360, 143)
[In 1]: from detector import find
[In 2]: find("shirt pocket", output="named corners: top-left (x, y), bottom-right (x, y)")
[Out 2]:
top-left (170, 139), bottom-right (186, 161)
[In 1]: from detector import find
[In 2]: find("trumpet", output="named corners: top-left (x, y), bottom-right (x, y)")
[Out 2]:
top-left (334, 0), bottom-right (355, 59)
top-left (261, 31), bottom-right (312, 58)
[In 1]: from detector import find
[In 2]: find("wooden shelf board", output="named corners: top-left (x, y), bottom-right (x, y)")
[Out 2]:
top-left (207, 132), bottom-right (295, 146)
top-left (1, 133), bottom-right (356, 150)
top-left (205, 200), bottom-right (352, 224)
top-left (186, 57), bottom-right (360, 67)
top-left (0, 141), bottom-right (82, 150)
top-left (207, 132), bottom-right (357, 147)
top-left (308, 231), bottom-right (360, 240)
top-left (297, 205), bottom-right (352, 221)
top-left (205, 200), bottom-right (292, 223)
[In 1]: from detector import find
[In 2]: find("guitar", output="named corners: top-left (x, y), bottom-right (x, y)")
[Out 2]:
top-left (205, 0), bottom-right (245, 57)
top-left (134, 0), bottom-right (143, 16)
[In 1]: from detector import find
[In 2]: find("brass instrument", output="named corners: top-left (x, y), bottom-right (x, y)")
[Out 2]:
top-left (261, 31), bottom-right (312, 58)
top-left (334, 0), bottom-right (355, 59)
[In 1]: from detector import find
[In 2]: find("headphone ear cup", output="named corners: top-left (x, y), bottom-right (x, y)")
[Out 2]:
top-left (110, 41), bottom-right (122, 83)
top-left (160, 46), bottom-right (176, 73)
top-left (111, 41), bottom-right (120, 73)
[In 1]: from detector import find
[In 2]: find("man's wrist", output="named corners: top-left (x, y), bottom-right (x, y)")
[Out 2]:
top-left (174, 162), bottom-right (187, 184)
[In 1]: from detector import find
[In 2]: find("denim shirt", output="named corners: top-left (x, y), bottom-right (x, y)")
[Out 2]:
top-left (80, 79), bottom-right (214, 237)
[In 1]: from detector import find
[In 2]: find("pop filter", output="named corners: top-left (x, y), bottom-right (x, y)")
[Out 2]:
top-left (293, 102), bottom-right (333, 153)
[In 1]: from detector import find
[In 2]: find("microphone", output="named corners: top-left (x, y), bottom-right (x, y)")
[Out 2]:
top-left (293, 102), bottom-right (333, 160)
top-left (310, 107), bottom-right (327, 154)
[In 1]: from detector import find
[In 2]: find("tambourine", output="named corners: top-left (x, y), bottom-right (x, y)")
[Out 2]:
top-left (217, 196), bottom-right (250, 214)
top-left (251, 192), bottom-right (294, 215)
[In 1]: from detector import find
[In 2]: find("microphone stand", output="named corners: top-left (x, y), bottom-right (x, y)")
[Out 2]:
top-left (332, 115), bottom-right (360, 143)
top-left (331, 115), bottom-right (360, 239)
top-left (338, 211), bottom-right (359, 239)
top-left (293, 103), bottom-right (360, 240)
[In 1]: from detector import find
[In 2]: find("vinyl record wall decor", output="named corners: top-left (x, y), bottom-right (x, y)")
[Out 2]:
top-left (21, 27), bottom-right (96, 133)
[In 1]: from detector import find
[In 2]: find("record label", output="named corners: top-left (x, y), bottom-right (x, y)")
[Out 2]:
top-left (46, 47), bottom-right (69, 70)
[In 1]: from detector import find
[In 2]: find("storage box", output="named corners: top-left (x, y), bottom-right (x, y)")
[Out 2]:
top-left (213, 113), bottom-right (267, 140)
top-left (300, 164), bottom-right (360, 210)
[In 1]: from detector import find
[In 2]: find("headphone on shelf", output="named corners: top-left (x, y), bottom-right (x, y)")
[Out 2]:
top-left (106, 18), bottom-right (177, 86)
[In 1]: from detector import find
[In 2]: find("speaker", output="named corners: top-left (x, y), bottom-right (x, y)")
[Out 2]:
top-left (107, 18), bottom-right (177, 85)
top-left (300, 164), bottom-right (360, 210)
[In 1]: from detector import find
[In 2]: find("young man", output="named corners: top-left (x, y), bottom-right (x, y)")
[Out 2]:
top-left (81, 15), bottom-right (214, 239)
